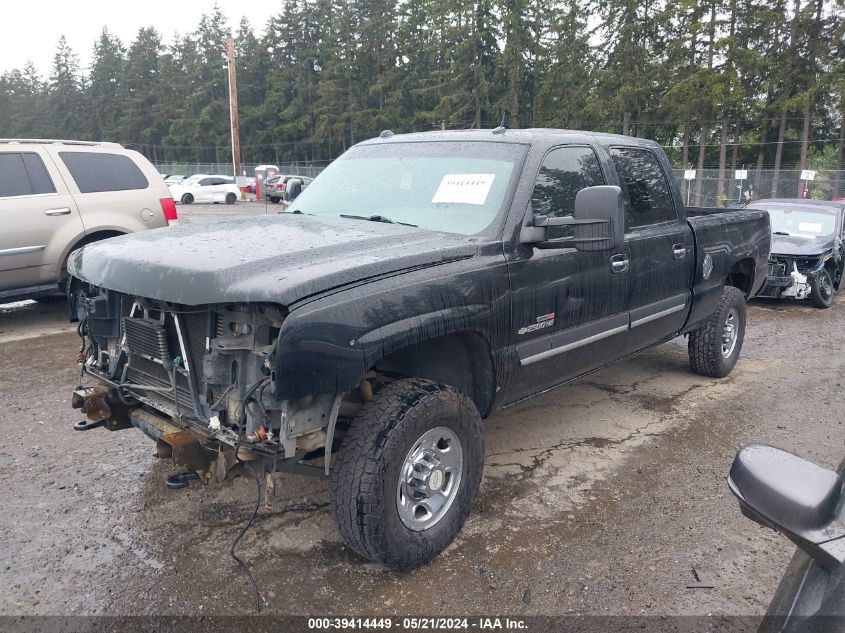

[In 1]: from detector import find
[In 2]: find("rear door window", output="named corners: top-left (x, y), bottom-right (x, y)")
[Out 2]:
top-left (609, 147), bottom-right (675, 229)
top-left (0, 152), bottom-right (57, 197)
top-left (59, 151), bottom-right (148, 193)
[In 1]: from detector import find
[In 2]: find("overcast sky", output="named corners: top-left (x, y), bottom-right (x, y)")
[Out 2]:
top-left (1, 1), bottom-right (257, 76)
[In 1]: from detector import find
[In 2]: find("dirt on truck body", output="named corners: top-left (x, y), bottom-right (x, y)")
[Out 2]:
top-left (69, 128), bottom-right (770, 571)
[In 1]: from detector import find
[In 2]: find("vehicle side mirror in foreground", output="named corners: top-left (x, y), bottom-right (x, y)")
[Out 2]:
top-left (521, 185), bottom-right (625, 252)
top-left (728, 444), bottom-right (845, 570)
top-left (285, 178), bottom-right (303, 202)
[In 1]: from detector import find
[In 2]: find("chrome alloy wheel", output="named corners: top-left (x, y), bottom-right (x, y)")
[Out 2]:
top-left (396, 426), bottom-right (463, 531)
top-left (722, 307), bottom-right (739, 358)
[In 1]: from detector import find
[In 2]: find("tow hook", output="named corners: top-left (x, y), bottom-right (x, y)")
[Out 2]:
top-left (71, 385), bottom-right (133, 431)
top-left (73, 419), bottom-right (107, 431)
top-left (165, 471), bottom-right (201, 490)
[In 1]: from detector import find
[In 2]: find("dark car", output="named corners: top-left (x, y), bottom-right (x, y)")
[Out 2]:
top-left (728, 445), bottom-right (844, 632)
top-left (68, 128), bottom-right (770, 570)
top-left (748, 199), bottom-right (845, 308)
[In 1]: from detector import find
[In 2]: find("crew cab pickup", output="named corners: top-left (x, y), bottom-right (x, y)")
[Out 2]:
top-left (68, 129), bottom-right (771, 570)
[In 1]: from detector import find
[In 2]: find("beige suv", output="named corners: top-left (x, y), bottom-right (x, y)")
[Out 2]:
top-left (0, 139), bottom-right (176, 304)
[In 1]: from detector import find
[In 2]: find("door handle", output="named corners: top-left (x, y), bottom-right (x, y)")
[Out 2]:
top-left (672, 244), bottom-right (687, 260)
top-left (610, 254), bottom-right (629, 274)
top-left (44, 207), bottom-right (72, 216)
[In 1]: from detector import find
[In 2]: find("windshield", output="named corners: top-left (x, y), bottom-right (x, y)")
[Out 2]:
top-left (286, 141), bottom-right (525, 235)
top-left (181, 175), bottom-right (202, 186)
top-left (758, 206), bottom-right (837, 238)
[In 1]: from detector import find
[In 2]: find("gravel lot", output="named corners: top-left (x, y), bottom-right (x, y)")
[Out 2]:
top-left (1, 203), bottom-right (842, 623)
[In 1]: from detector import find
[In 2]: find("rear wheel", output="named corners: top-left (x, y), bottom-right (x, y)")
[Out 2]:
top-left (181, 193), bottom-right (194, 204)
top-left (225, 192), bottom-right (237, 205)
top-left (268, 196), bottom-right (280, 203)
top-left (688, 286), bottom-right (746, 378)
top-left (810, 267), bottom-right (834, 309)
top-left (330, 378), bottom-right (484, 570)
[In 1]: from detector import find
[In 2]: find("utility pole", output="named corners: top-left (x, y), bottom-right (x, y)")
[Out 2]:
top-left (226, 36), bottom-right (241, 178)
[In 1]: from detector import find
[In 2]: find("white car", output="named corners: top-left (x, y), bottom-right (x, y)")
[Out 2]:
top-left (169, 174), bottom-right (240, 204)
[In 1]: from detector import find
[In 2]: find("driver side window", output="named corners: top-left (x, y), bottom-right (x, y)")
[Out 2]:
top-left (530, 146), bottom-right (606, 239)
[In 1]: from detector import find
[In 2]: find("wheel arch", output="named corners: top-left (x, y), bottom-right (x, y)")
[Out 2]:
top-left (726, 257), bottom-right (756, 298)
top-left (58, 229), bottom-right (126, 280)
top-left (370, 331), bottom-right (497, 418)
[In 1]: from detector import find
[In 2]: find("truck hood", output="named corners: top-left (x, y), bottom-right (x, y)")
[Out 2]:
top-left (771, 233), bottom-right (836, 257)
top-left (68, 214), bottom-right (477, 306)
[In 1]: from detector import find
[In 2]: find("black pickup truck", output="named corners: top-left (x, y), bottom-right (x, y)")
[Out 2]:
top-left (68, 129), bottom-right (770, 570)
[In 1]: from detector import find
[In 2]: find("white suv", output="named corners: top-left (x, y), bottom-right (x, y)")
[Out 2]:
top-left (0, 139), bottom-right (176, 304)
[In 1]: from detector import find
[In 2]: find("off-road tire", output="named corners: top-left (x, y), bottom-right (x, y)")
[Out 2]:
top-left (181, 193), bottom-right (194, 204)
top-left (688, 286), bottom-right (746, 378)
top-left (810, 267), bottom-right (835, 309)
top-left (330, 378), bottom-right (484, 570)
top-left (225, 192), bottom-right (237, 205)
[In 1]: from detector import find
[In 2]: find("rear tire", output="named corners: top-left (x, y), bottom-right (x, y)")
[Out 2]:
top-left (330, 378), bottom-right (484, 570)
top-left (810, 267), bottom-right (834, 309)
top-left (181, 193), bottom-right (194, 204)
top-left (268, 196), bottom-right (280, 204)
top-left (688, 286), bottom-right (746, 378)
top-left (225, 192), bottom-right (237, 205)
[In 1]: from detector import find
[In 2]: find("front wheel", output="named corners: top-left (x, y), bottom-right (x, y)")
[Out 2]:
top-left (225, 192), bottom-right (237, 205)
top-left (330, 378), bottom-right (484, 570)
top-left (810, 267), bottom-right (835, 308)
top-left (181, 193), bottom-right (193, 204)
top-left (688, 286), bottom-right (746, 378)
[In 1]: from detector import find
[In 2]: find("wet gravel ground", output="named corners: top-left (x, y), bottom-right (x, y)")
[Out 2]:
top-left (1, 212), bottom-right (843, 621)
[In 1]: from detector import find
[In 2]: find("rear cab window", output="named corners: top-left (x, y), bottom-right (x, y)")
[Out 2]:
top-left (0, 152), bottom-right (56, 198)
top-left (58, 151), bottom-right (148, 193)
top-left (609, 147), bottom-right (676, 230)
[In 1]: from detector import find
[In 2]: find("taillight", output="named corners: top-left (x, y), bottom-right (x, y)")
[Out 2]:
top-left (159, 197), bottom-right (179, 226)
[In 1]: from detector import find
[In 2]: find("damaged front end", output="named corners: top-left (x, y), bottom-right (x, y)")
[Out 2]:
top-left (72, 288), bottom-right (356, 482)
top-left (757, 254), bottom-right (830, 300)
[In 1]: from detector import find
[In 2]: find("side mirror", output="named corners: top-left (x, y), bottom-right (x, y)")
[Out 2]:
top-left (521, 185), bottom-right (625, 251)
top-left (285, 178), bottom-right (303, 202)
top-left (728, 444), bottom-right (845, 570)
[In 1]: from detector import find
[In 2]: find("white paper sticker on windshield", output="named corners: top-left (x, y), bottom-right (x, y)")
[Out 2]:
top-left (798, 222), bottom-right (822, 234)
top-left (432, 174), bottom-right (495, 205)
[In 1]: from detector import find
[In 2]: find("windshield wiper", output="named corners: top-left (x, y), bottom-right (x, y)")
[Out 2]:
top-left (773, 231), bottom-right (791, 235)
top-left (339, 213), bottom-right (417, 227)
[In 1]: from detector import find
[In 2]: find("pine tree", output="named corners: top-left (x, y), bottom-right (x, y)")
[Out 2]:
top-left (88, 29), bottom-right (125, 141)
top-left (49, 35), bottom-right (86, 139)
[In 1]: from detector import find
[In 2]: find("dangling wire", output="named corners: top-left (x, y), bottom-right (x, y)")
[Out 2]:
top-left (230, 463), bottom-right (267, 613)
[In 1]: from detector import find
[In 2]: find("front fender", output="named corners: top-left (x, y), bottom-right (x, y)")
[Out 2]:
top-left (272, 254), bottom-right (510, 400)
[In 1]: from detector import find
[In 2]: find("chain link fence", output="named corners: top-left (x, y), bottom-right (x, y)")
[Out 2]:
top-left (672, 168), bottom-right (845, 206)
top-left (152, 161), bottom-right (331, 179)
top-left (154, 160), bottom-right (845, 206)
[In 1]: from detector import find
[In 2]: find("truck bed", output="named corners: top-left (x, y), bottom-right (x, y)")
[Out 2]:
top-left (683, 207), bottom-right (771, 330)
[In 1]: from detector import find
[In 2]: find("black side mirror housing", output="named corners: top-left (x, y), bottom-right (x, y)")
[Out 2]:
top-left (520, 185), bottom-right (625, 252)
top-left (285, 178), bottom-right (303, 202)
top-left (728, 444), bottom-right (845, 570)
